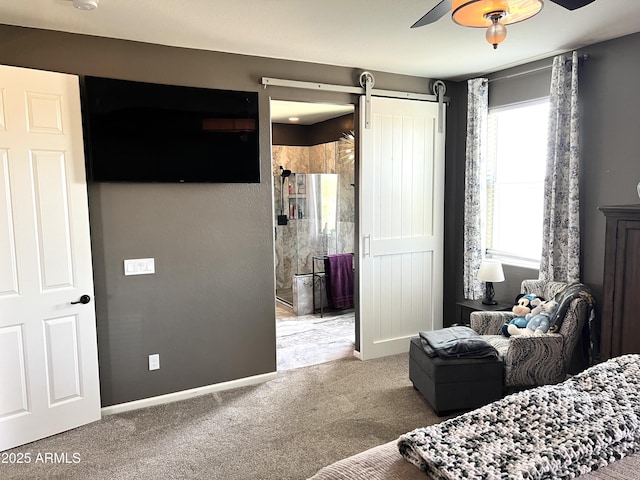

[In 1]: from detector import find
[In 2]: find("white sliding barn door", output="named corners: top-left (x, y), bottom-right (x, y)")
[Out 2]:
top-left (0, 65), bottom-right (101, 451)
top-left (358, 96), bottom-right (444, 360)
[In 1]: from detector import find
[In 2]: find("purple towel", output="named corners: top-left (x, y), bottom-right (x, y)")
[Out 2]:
top-left (324, 254), bottom-right (354, 309)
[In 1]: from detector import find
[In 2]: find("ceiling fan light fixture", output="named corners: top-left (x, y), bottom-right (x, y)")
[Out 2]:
top-left (485, 12), bottom-right (508, 49)
top-left (73, 0), bottom-right (99, 10)
top-left (452, 0), bottom-right (543, 47)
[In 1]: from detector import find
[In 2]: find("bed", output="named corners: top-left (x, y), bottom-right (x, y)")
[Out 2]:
top-left (309, 354), bottom-right (640, 480)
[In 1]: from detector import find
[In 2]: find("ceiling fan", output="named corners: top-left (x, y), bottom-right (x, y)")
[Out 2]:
top-left (412, 0), bottom-right (596, 49)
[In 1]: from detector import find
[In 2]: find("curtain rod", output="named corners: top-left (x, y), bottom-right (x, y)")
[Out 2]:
top-left (489, 64), bottom-right (552, 83)
top-left (488, 53), bottom-right (589, 83)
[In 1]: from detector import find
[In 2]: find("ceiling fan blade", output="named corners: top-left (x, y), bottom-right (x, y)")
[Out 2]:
top-left (411, 0), bottom-right (452, 28)
top-left (550, 0), bottom-right (596, 10)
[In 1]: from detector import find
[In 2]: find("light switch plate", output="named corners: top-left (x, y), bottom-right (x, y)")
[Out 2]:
top-left (148, 354), bottom-right (160, 371)
top-left (124, 258), bottom-right (155, 276)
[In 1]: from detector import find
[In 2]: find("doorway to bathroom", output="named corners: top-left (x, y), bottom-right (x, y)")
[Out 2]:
top-left (271, 99), bottom-right (356, 370)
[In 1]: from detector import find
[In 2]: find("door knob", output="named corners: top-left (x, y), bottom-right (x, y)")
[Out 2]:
top-left (71, 294), bottom-right (91, 305)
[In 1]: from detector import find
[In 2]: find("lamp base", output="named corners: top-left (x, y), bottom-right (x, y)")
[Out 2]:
top-left (482, 281), bottom-right (497, 305)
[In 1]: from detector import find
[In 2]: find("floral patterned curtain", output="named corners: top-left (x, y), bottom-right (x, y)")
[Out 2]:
top-left (463, 78), bottom-right (488, 299)
top-left (540, 51), bottom-right (581, 283)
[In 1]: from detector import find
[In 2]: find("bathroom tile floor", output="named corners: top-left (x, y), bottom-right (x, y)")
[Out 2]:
top-left (276, 303), bottom-right (355, 371)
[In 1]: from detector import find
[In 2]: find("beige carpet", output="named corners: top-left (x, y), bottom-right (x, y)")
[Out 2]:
top-left (2, 353), bottom-right (442, 480)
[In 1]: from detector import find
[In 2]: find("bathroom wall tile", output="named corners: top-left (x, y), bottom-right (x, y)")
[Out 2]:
top-left (272, 146), bottom-right (285, 176)
top-left (291, 146), bottom-right (310, 173)
top-left (338, 172), bottom-right (355, 223)
top-left (325, 142), bottom-right (336, 174)
top-left (308, 144), bottom-right (325, 173)
top-left (337, 221), bottom-right (355, 255)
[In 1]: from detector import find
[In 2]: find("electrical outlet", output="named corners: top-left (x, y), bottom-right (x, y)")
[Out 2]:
top-left (148, 354), bottom-right (160, 371)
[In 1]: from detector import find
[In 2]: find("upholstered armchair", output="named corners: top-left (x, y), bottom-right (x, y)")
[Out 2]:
top-left (470, 279), bottom-right (592, 388)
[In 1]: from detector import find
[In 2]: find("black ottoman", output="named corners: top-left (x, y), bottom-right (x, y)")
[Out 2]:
top-left (409, 337), bottom-right (503, 416)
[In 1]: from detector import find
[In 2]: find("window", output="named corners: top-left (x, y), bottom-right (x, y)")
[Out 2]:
top-left (485, 99), bottom-right (549, 267)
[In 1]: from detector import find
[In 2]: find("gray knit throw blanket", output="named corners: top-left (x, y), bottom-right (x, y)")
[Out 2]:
top-left (398, 355), bottom-right (640, 479)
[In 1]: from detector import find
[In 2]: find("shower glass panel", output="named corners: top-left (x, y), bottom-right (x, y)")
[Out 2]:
top-left (274, 173), bottom-right (339, 305)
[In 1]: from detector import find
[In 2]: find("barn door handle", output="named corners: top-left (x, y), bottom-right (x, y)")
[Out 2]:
top-left (364, 234), bottom-right (371, 257)
top-left (71, 294), bottom-right (91, 305)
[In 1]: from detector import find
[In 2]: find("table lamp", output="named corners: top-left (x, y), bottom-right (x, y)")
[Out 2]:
top-left (477, 259), bottom-right (505, 305)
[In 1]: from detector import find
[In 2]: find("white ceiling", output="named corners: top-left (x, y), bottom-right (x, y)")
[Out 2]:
top-left (1, 1), bottom-right (640, 82)
top-left (270, 100), bottom-right (354, 125)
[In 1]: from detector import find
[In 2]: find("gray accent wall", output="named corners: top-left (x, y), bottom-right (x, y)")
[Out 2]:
top-left (443, 80), bottom-right (467, 326)
top-left (579, 33), bottom-right (640, 303)
top-left (488, 58), bottom-right (553, 108)
top-left (0, 24), bottom-right (436, 406)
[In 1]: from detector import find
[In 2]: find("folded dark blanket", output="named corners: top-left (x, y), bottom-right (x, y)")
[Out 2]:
top-left (550, 282), bottom-right (598, 365)
top-left (550, 282), bottom-right (594, 330)
top-left (419, 326), bottom-right (498, 359)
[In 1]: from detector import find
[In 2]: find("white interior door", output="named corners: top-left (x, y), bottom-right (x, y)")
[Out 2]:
top-left (0, 65), bottom-right (100, 451)
top-left (358, 96), bottom-right (444, 360)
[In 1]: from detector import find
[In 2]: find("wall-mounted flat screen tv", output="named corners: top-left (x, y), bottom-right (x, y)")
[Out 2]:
top-left (81, 76), bottom-right (260, 183)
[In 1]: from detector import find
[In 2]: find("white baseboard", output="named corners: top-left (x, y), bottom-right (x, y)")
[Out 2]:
top-left (101, 371), bottom-right (278, 416)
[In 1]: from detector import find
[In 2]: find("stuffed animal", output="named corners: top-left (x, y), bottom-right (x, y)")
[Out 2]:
top-left (501, 293), bottom-right (544, 337)
top-left (507, 300), bottom-right (559, 336)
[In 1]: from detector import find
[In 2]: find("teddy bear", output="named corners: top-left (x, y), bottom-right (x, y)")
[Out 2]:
top-left (507, 299), bottom-right (559, 336)
top-left (501, 293), bottom-right (544, 337)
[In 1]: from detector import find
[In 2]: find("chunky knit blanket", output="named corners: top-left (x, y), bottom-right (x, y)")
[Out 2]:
top-left (398, 355), bottom-right (640, 479)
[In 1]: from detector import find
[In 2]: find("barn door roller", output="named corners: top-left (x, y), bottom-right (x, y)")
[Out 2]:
top-left (359, 71), bottom-right (375, 129)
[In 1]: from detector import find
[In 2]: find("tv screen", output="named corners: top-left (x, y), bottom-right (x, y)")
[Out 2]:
top-left (81, 76), bottom-right (260, 183)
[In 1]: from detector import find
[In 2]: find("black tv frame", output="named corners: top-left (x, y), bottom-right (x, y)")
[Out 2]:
top-left (81, 76), bottom-right (260, 183)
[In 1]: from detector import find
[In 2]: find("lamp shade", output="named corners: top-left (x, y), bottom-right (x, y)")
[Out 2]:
top-left (477, 259), bottom-right (505, 282)
top-left (452, 0), bottom-right (543, 27)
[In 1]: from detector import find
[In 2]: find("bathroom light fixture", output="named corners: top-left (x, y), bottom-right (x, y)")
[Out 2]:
top-left (452, 0), bottom-right (543, 49)
top-left (73, 0), bottom-right (99, 10)
top-left (339, 131), bottom-right (355, 163)
top-left (288, 117), bottom-right (299, 122)
top-left (477, 259), bottom-right (505, 305)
